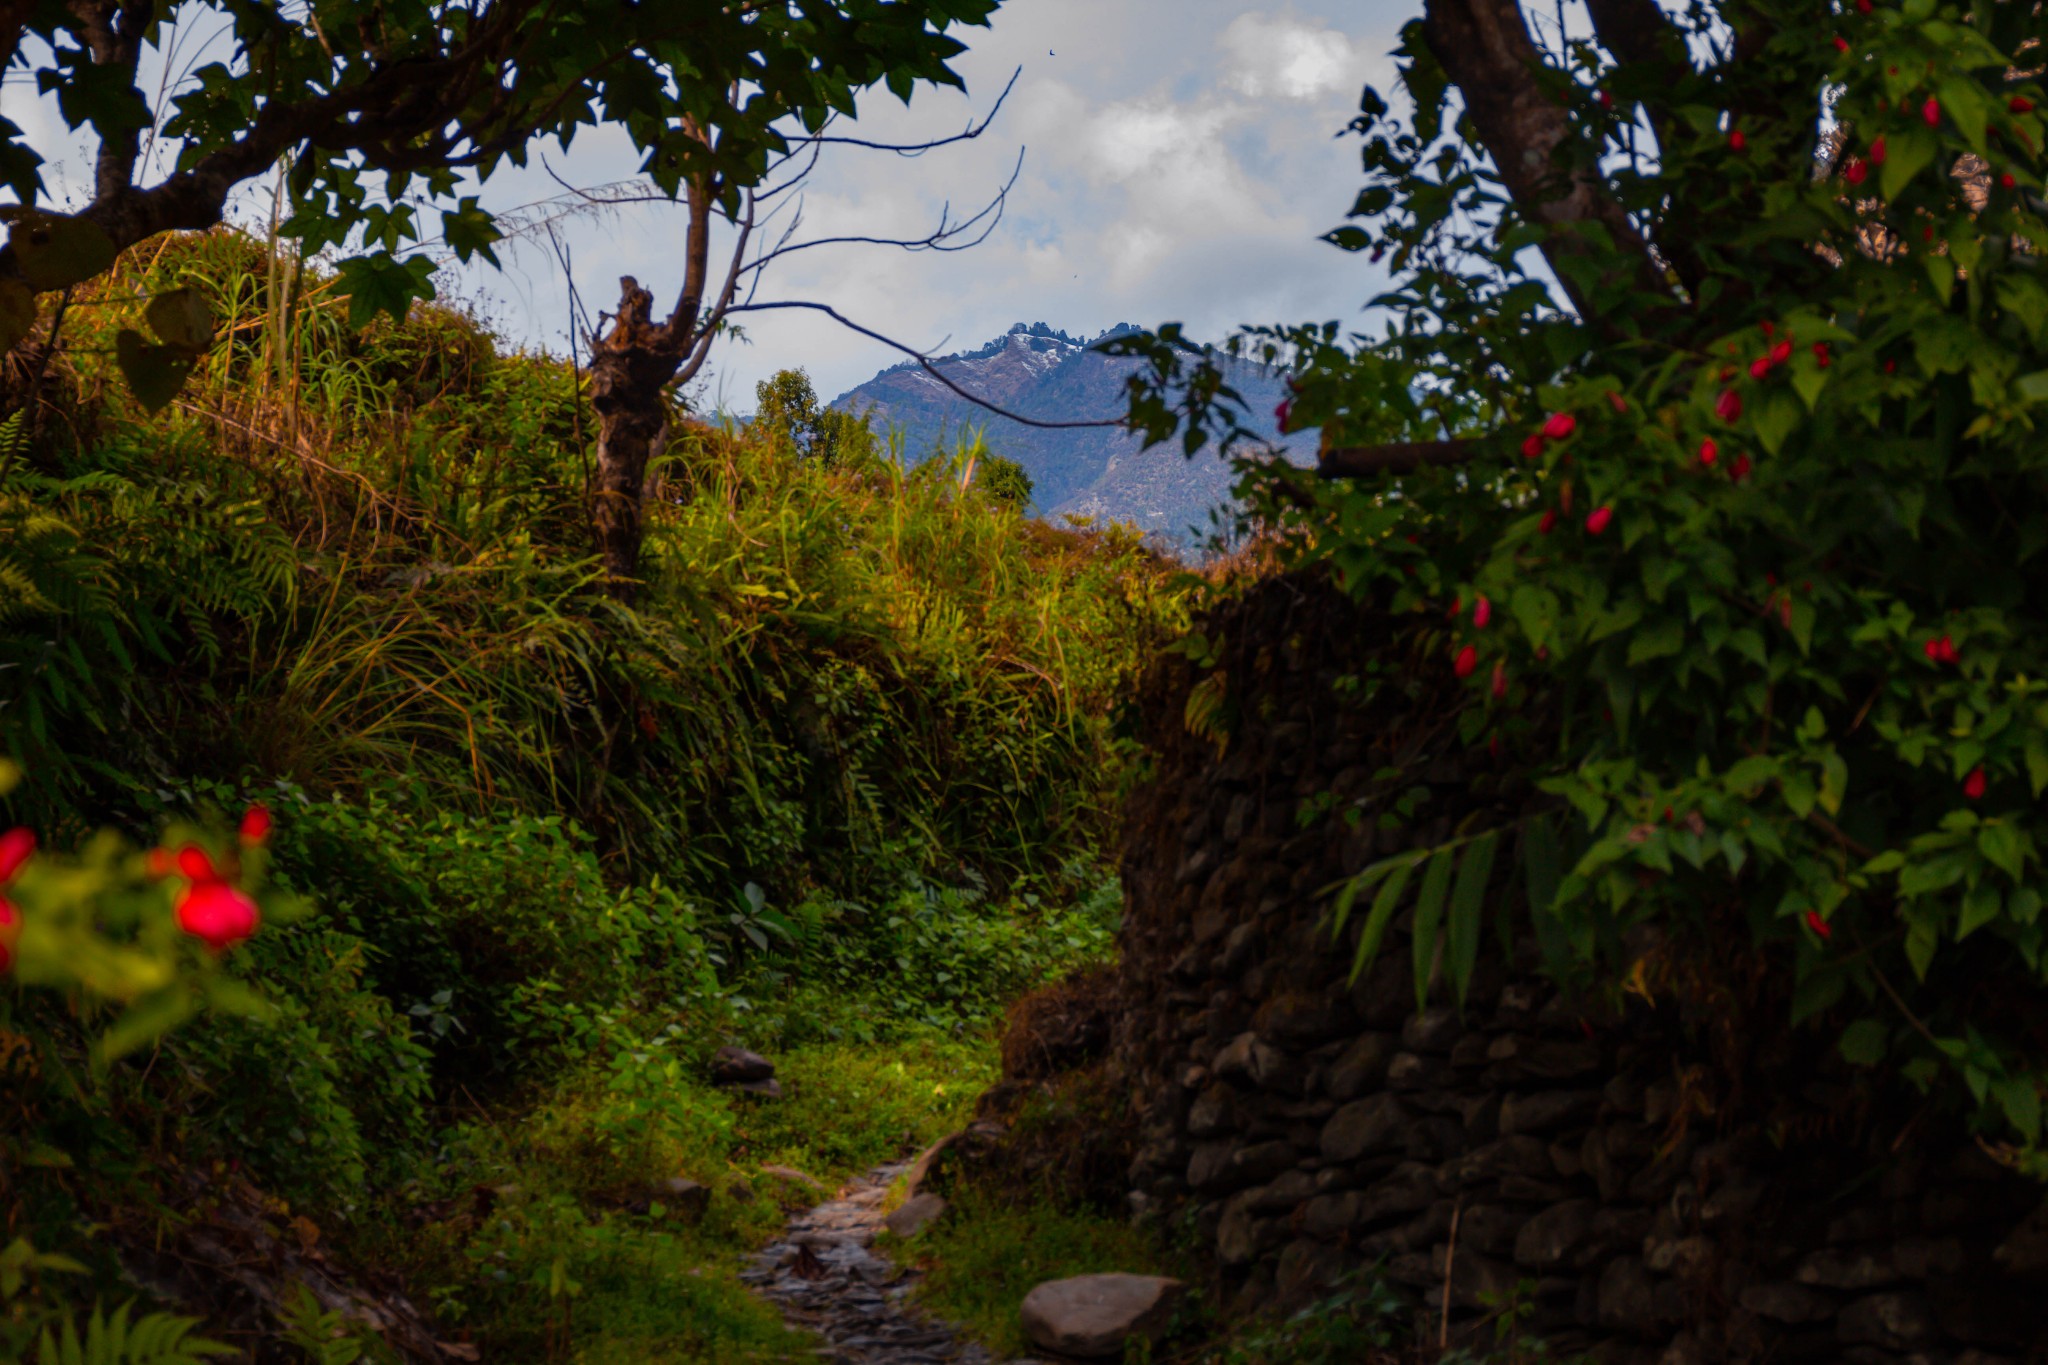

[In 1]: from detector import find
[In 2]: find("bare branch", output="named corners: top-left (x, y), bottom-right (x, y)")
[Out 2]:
top-left (722, 300), bottom-right (1126, 432)
top-left (785, 66), bottom-right (1020, 157)
top-left (737, 146), bottom-right (1021, 278)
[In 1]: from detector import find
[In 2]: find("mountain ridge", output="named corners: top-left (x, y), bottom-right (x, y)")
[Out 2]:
top-left (826, 322), bottom-right (1314, 543)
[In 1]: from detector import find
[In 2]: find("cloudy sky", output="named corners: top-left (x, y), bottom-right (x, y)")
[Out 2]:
top-left (9, 2), bottom-right (1417, 413)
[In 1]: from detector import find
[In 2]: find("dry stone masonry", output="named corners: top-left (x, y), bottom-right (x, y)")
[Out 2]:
top-left (1105, 574), bottom-right (2048, 1364)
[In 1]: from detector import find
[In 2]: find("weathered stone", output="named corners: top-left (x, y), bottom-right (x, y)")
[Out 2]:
top-left (1739, 1282), bottom-right (1837, 1324)
top-left (1796, 1247), bottom-right (1900, 1291)
top-left (1643, 1234), bottom-right (1713, 1278)
top-left (1275, 1238), bottom-right (1350, 1305)
top-left (1302, 1191), bottom-right (1359, 1240)
top-left (1499, 1089), bottom-right (1602, 1135)
top-left (1222, 1139), bottom-right (1297, 1188)
top-left (1186, 1142), bottom-right (1235, 1192)
top-left (1429, 1245), bottom-right (1520, 1311)
top-left (1217, 1190), bottom-right (1281, 1265)
top-left (884, 1193), bottom-right (947, 1239)
top-left (1515, 1199), bottom-right (1599, 1270)
top-left (1215, 921), bottom-right (1260, 975)
top-left (1992, 1195), bottom-right (2048, 1275)
top-left (1249, 1168), bottom-right (1317, 1214)
top-left (1700, 1177), bottom-right (1765, 1229)
top-left (1597, 1256), bottom-right (1670, 1335)
top-left (1020, 1273), bottom-right (1186, 1360)
top-left (1324, 1032), bottom-right (1398, 1100)
top-left (1400, 1007), bottom-right (1464, 1054)
top-left (1893, 1236), bottom-right (1964, 1278)
top-left (1256, 991), bottom-right (1354, 1047)
top-left (1456, 1204), bottom-right (1525, 1257)
top-left (1353, 1165), bottom-right (1439, 1227)
top-left (1837, 1291), bottom-right (1935, 1349)
top-left (1319, 1094), bottom-right (1409, 1163)
top-left (1211, 1032), bottom-right (1263, 1084)
top-left (1188, 1082), bottom-right (1239, 1139)
top-left (1386, 1051), bottom-right (1453, 1091)
top-left (711, 1045), bottom-right (775, 1085)
top-left (1439, 1135), bottom-right (1554, 1191)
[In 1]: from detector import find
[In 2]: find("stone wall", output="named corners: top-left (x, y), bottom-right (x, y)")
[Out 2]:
top-left (1107, 573), bottom-right (2047, 1364)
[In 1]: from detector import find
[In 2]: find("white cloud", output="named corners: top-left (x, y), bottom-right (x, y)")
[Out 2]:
top-left (1218, 13), bottom-right (1360, 102)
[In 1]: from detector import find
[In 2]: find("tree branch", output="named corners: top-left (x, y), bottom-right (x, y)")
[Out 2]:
top-left (1421, 0), bottom-right (1670, 320)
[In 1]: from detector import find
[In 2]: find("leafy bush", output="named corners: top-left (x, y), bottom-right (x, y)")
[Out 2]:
top-left (1124, 0), bottom-right (2048, 1163)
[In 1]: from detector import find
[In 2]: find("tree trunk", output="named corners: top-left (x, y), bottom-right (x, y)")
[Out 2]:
top-left (588, 277), bottom-right (686, 602)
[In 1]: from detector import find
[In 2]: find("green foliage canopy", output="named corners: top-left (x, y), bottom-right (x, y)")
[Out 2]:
top-left (1127, 0), bottom-right (2048, 1163)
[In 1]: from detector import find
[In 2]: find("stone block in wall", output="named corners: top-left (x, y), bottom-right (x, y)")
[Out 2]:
top-left (1187, 1138), bottom-right (1296, 1194)
top-left (1400, 1007), bottom-right (1465, 1055)
top-left (1423, 1244), bottom-right (1521, 1313)
top-left (1499, 1089), bottom-right (1603, 1136)
top-left (1386, 1051), bottom-right (1454, 1091)
top-left (1438, 1135), bottom-right (1555, 1192)
top-left (1836, 1290), bottom-right (1936, 1350)
top-left (1254, 991), bottom-right (1355, 1048)
top-left (1456, 1203), bottom-right (1528, 1258)
top-left (1188, 1082), bottom-right (1239, 1139)
top-left (1515, 1199), bottom-right (1600, 1270)
top-left (1274, 1238), bottom-right (1351, 1308)
top-left (1353, 1164), bottom-right (1441, 1229)
top-left (1484, 1034), bottom-right (1603, 1083)
top-left (1216, 1189), bottom-right (1288, 1266)
top-left (1795, 1246), bottom-right (1902, 1292)
top-left (1319, 1094), bottom-right (1409, 1163)
top-left (1596, 1255), bottom-right (1679, 1336)
top-left (1738, 1281), bottom-right (1837, 1324)
top-left (1405, 1115), bottom-right (1471, 1165)
top-left (1213, 922), bottom-right (1259, 977)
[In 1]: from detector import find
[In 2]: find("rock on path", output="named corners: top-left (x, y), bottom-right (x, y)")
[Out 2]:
top-left (740, 1158), bottom-right (1038, 1364)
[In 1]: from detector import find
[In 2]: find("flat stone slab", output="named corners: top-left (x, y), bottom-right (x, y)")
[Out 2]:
top-left (884, 1193), bottom-right (948, 1239)
top-left (1019, 1273), bottom-right (1185, 1359)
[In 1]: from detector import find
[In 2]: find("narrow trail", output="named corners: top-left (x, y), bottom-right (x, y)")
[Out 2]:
top-left (741, 1158), bottom-right (1032, 1365)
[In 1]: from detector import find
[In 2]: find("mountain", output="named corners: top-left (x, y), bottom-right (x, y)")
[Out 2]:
top-left (824, 322), bottom-right (1316, 543)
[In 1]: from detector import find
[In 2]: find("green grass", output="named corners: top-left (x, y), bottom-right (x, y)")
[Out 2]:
top-left (903, 1185), bottom-right (1186, 1358)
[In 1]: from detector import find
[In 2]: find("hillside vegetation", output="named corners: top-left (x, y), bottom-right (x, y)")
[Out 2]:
top-left (0, 229), bottom-right (1186, 1359)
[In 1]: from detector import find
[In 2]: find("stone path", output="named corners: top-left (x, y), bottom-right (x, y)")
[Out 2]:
top-left (740, 1158), bottom-right (1034, 1364)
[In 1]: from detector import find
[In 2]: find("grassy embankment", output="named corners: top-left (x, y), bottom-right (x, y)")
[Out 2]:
top-left (0, 227), bottom-right (1189, 1361)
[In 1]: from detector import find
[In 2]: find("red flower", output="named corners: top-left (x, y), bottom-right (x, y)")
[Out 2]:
top-left (1542, 412), bottom-right (1578, 441)
top-left (0, 897), bottom-right (16, 972)
top-left (1454, 644), bottom-right (1479, 679)
top-left (1924, 638), bottom-right (1942, 661)
top-left (1473, 596), bottom-right (1492, 628)
top-left (1804, 910), bottom-right (1832, 941)
top-left (1855, 0), bottom-right (1869, 9)
top-left (1813, 342), bottom-right (1831, 368)
top-left (1923, 97), bottom-right (1941, 127)
top-left (2001, 172), bottom-right (2017, 189)
top-left (146, 848), bottom-right (177, 881)
top-left (2012, 96), bottom-right (2036, 114)
top-left (1748, 357), bottom-right (1772, 380)
top-left (1922, 225), bottom-right (1935, 243)
top-left (1715, 389), bottom-right (1742, 422)
top-left (175, 881), bottom-right (261, 953)
top-left (1832, 35), bottom-right (1849, 53)
top-left (1585, 505), bottom-right (1613, 535)
top-left (177, 845), bottom-right (218, 882)
top-left (1538, 509), bottom-right (1558, 534)
top-left (1884, 359), bottom-right (1897, 373)
top-left (1606, 390), bottom-right (1627, 414)
top-left (1963, 767), bottom-right (1987, 800)
top-left (1768, 340), bottom-right (1792, 365)
top-left (1274, 398), bottom-right (1292, 431)
top-left (1597, 90), bottom-right (1613, 109)
top-left (0, 828), bottom-right (33, 882)
top-left (1938, 635), bottom-right (1958, 663)
top-left (239, 805), bottom-right (273, 846)
top-left (1844, 157), bottom-right (1868, 185)
top-left (1730, 453), bottom-right (1753, 483)
top-left (1729, 129), bottom-right (1747, 152)
top-left (1490, 659), bottom-right (1508, 700)
top-left (1521, 433), bottom-right (1545, 459)
top-left (1698, 438), bottom-right (1718, 467)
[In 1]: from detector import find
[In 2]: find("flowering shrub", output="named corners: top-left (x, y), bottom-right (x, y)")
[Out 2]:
top-left (1121, 1), bottom-right (2048, 1164)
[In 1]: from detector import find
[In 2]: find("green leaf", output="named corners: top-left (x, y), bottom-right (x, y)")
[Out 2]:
top-left (1978, 822), bottom-right (2026, 882)
top-left (1839, 1018), bottom-right (1889, 1066)
top-left (7, 211), bottom-right (115, 291)
top-left (1410, 847), bottom-right (1454, 1008)
top-left (1880, 128), bottom-right (1939, 201)
top-left (1753, 389), bottom-right (1802, 455)
top-left (333, 252), bottom-right (436, 330)
top-left (1509, 584), bottom-right (1560, 653)
top-left (114, 328), bottom-right (196, 414)
top-left (1626, 616), bottom-right (1684, 666)
top-left (1924, 252), bottom-right (1956, 307)
top-left (1447, 831), bottom-right (1497, 1011)
top-left (1958, 884), bottom-right (2002, 940)
top-left (145, 285), bottom-right (213, 350)
top-left (1348, 854), bottom-right (1418, 984)
top-left (1817, 751), bottom-right (1848, 817)
top-left (1992, 1075), bottom-right (2043, 1143)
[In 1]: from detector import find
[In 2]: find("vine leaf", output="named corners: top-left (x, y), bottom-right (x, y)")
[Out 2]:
top-left (1410, 847), bottom-right (1455, 1010)
top-left (115, 329), bottom-right (196, 414)
top-left (1447, 830), bottom-right (1498, 1010)
top-left (5, 210), bottom-right (114, 291)
top-left (145, 286), bottom-right (213, 350)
